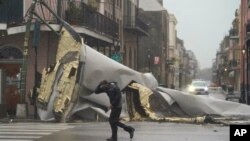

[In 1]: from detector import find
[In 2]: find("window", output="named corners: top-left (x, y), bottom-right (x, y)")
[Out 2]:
top-left (104, 10), bottom-right (107, 16)
top-left (0, 47), bottom-right (22, 59)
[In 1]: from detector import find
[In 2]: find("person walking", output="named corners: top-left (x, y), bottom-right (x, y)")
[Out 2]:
top-left (95, 80), bottom-right (135, 141)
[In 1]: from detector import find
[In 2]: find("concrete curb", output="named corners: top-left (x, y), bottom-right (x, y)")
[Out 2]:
top-left (0, 118), bottom-right (56, 123)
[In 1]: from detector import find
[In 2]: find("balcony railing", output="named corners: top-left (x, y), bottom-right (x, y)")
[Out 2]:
top-left (0, 0), bottom-right (23, 25)
top-left (124, 16), bottom-right (149, 35)
top-left (229, 28), bottom-right (238, 37)
top-left (246, 21), bottom-right (250, 33)
top-left (0, 0), bottom-right (118, 39)
top-left (229, 59), bottom-right (240, 69)
top-left (65, 1), bottom-right (118, 38)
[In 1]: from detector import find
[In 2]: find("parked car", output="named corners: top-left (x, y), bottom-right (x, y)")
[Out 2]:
top-left (188, 80), bottom-right (209, 95)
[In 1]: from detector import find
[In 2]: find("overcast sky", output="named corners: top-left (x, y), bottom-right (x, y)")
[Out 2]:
top-left (163, 0), bottom-right (240, 69)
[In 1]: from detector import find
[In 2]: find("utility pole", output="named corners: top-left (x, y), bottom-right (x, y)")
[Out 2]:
top-left (57, 0), bottom-right (62, 20)
top-left (113, 0), bottom-right (116, 54)
top-left (32, 20), bottom-right (41, 119)
top-left (247, 42), bottom-right (249, 105)
top-left (17, 0), bottom-right (37, 118)
top-left (136, 0), bottom-right (139, 70)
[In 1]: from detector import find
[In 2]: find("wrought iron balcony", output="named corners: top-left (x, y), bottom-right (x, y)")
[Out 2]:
top-left (246, 21), bottom-right (250, 45)
top-left (228, 59), bottom-right (240, 70)
top-left (124, 16), bottom-right (149, 36)
top-left (0, 0), bottom-right (23, 25)
top-left (247, 21), bottom-right (250, 33)
top-left (229, 28), bottom-right (238, 37)
top-left (65, 1), bottom-right (118, 38)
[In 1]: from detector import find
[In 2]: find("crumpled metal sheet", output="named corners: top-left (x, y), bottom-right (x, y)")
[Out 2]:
top-left (37, 22), bottom-right (250, 124)
top-left (37, 26), bottom-right (83, 121)
top-left (37, 24), bottom-right (159, 121)
top-left (125, 82), bottom-right (206, 124)
top-left (127, 83), bottom-right (159, 120)
top-left (157, 87), bottom-right (250, 118)
top-left (37, 62), bottom-right (61, 109)
top-left (82, 46), bottom-right (158, 91)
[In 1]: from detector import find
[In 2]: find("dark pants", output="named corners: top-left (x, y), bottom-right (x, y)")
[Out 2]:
top-left (109, 107), bottom-right (131, 139)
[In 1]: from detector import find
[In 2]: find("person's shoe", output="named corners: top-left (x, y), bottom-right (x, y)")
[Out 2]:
top-left (129, 127), bottom-right (135, 139)
top-left (106, 137), bottom-right (117, 141)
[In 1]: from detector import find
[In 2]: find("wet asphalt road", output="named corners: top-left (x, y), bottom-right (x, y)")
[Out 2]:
top-left (35, 122), bottom-right (229, 141)
top-left (0, 91), bottom-right (231, 141)
top-left (36, 92), bottom-right (231, 141)
top-left (209, 92), bottom-right (227, 100)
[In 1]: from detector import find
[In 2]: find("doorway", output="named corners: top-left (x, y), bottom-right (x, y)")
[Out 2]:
top-left (0, 46), bottom-right (22, 117)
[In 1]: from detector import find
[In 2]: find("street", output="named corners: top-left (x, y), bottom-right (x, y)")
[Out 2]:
top-left (0, 122), bottom-right (229, 141)
top-left (182, 88), bottom-right (227, 100)
top-left (0, 91), bottom-right (235, 141)
top-left (209, 92), bottom-right (227, 100)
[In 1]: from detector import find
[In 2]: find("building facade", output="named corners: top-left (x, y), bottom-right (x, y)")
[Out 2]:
top-left (123, 0), bottom-right (149, 70)
top-left (167, 14), bottom-right (177, 87)
top-left (138, 0), bottom-right (170, 86)
top-left (0, 0), bottom-right (199, 117)
top-left (240, 0), bottom-right (250, 104)
top-left (0, 0), bottom-right (121, 117)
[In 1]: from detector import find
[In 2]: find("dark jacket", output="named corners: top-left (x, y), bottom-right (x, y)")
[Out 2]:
top-left (95, 82), bottom-right (122, 108)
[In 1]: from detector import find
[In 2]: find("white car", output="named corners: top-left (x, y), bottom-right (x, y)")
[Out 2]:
top-left (188, 80), bottom-right (209, 95)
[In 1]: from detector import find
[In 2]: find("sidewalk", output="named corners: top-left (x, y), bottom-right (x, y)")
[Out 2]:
top-left (0, 116), bottom-right (54, 124)
top-left (225, 91), bottom-right (241, 102)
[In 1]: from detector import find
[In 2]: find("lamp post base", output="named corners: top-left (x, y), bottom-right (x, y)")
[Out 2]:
top-left (16, 103), bottom-right (28, 118)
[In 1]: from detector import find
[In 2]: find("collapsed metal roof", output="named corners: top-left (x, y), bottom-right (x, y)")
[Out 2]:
top-left (36, 24), bottom-right (250, 125)
top-left (30, 1), bottom-right (250, 125)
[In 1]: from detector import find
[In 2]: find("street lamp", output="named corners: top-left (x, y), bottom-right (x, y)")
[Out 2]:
top-left (114, 40), bottom-right (120, 52)
top-left (242, 49), bottom-right (246, 54)
top-left (241, 48), bottom-right (246, 103)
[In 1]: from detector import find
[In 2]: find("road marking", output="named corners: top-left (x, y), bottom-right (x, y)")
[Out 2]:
top-left (0, 123), bottom-right (75, 141)
top-left (0, 129), bottom-right (58, 132)
top-left (0, 132), bottom-right (51, 135)
top-left (0, 135), bottom-right (41, 139)
top-left (0, 139), bottom-right (33, 141)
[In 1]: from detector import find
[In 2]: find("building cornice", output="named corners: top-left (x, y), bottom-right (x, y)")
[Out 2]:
top-left (2, 23), bottom-right (113, 43)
